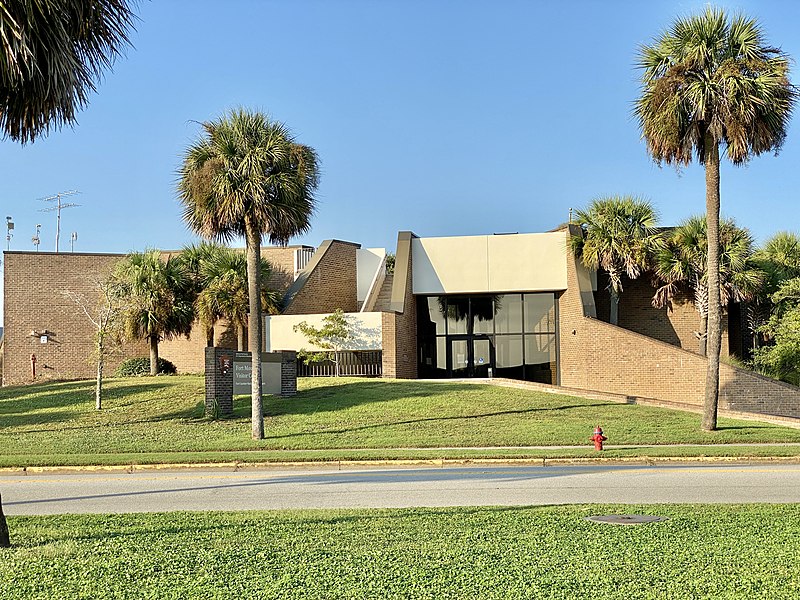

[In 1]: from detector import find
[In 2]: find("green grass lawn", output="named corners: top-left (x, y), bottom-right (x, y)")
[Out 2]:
top-left (2, 375), bottom-right (800, 467)
top-left (2, 505), bottom-right (799, 599)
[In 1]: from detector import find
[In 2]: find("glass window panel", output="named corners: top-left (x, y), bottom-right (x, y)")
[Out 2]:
top-left (451, 339), bottom-right (469, 377)
top-left (446, 296), bottom-right (470, 335)
top-left (418, 336), bottom-right (447, 378)
top-left (524, 294), bottom-right (556, 334)
top-left (419, 296), bottom-right (447, 336)
top-left (524, 334), bottom-right (556, 384)
top-left (495, 294), bottom-right (523, 334)
top-left (473, 338), bottom-right (491, 377)
top-left (472, 296), bottom-right (495, 334)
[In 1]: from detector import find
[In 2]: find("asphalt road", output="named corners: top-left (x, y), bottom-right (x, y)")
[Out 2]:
top-left (3, 463), bottom-right (800, 515)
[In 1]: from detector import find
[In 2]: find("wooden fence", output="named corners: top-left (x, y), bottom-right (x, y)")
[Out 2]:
top-left (297, 350), bottom-right (383, 377)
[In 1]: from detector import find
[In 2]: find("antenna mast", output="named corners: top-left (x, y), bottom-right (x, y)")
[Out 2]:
top-left (39, 190), bottom-right (80, 253)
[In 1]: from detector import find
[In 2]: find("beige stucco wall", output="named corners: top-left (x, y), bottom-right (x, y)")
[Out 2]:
top-left (357, 248), bottom-right (386, 303)
top-left (411, 232), bottom-right (568, 294)
top-left (264, 312), bottom-right (383, 352)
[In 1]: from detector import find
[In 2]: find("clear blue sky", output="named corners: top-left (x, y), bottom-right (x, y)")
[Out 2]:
top-left (3, 0), bottom-right (800, 319)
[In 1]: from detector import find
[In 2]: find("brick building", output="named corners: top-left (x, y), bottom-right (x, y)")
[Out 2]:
top-left (4, 226), bottom-right (799, 418)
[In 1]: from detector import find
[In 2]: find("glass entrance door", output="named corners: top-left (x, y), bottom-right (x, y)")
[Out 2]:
top-left (448, 336), bottom-right (493, 377)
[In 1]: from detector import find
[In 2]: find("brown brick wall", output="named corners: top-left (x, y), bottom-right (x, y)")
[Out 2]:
top-left (3, 245), bottom-right (292, 383)
top-left (594, 272), bottom-right (730, 357)
top-left (262, 247), bottom-right (300, 295)
top-left (381, 233), bottom-right (417, 379)
top-left (559, 226), bottom-right (800, 418)
top-left (282, 241), bottom-right (359, 315)
top-left (2, 252), bottom-right (147, 385)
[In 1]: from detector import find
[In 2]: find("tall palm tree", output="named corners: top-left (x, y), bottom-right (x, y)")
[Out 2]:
top-left (652, 216), bottom-right (762, 356)
top-left (178, 108), bottom-right (320, 440)
top-left (571, 196), bottom-right (659, 325)
top-left (635, 7), bottom-right (796, 430)
top-left (195, 246), bottom-right (281, 351)
top-left (1, 0), bottom-right (135, 143)
top-left (112, 250), bottom-right (194, 376)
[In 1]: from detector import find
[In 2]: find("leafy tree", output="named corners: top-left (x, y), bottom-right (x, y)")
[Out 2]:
top-left (570, 196), bottom-right (659, 325)
top-left (652, 216), bottom-right (762, 356)
top-left (635, 7), bottom-right (796, 430)
top-left (1, 0), bottom-right (135, 143)
top-left (112, 250), bottom-right (194, 376)
top-left (193, 245), bottom-right (281, 351)
top-left (178, 108), bottom-right (320, 440)
top-left (294, 309), bottom-right (351, 377)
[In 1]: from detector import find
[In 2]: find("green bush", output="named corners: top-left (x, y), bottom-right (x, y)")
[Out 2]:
top-left (114, 357), bottom-right (177, 377)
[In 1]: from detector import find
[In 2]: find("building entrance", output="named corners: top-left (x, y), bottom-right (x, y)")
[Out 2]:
top-left (448, 335), bottom-right (493, 378)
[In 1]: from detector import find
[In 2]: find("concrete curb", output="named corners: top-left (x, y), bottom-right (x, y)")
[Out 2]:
top-left (3, 454), bottom-right (800, 475)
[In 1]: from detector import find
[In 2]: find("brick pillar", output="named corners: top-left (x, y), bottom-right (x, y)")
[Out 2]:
top-left (205, 347), bottom-right (234, 417)
top-left (279, 350), bottom-right (297, 397)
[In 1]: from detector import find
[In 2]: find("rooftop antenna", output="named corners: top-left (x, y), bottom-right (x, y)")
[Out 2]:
top-left (39, 190), bottom-right (80, 253)
top-left (70, 231), bottom-right (78, 253)
top-left (569, 207), bottom-right (574, 223)
top-left (5, 216), bottom-right (13, 251)
top-left (32, 224), bottom-right (41, 251)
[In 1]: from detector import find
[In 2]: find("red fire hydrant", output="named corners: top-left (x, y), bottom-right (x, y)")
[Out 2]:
top-left (589, 425), bottom-right (607, 451)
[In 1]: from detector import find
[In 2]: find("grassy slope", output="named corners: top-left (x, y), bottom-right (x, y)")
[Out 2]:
top-left (2, 375), bottom-right (800, 466)
top-left (2, 505), bottom-right (799, 599)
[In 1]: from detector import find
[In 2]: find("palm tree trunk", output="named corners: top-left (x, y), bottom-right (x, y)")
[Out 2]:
top-left (206, 325), bottom-right (214, 347)
top-left (703, 135), bottom-right (722, 432)
top-left (0, 493), bottom-right (9, 548)
top-left (699, 312), bottom-right (708, 357)
top-left (237, 325), bottom-right (245, 352)
top-left (149, 335), bottom-right (159, 376)
top-left (245, 219), bottom-right (264, 440)
top-left (609, 289), bottom-right (620, 326)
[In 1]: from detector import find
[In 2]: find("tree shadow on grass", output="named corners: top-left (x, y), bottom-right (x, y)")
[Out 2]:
top-left (262, 403), bottom-right (607, 443)
top-left (0, 383), bottom-right (175, 431)
top-left (256, 380), bottom-right (599, 418)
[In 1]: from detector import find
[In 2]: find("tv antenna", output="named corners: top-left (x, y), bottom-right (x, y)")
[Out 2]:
top-left (70, 231), bottom-right (78, 252)
top-left (32, 224), bottom-right (41, 251)
top-left (39, 190), bottom-right (80, 253)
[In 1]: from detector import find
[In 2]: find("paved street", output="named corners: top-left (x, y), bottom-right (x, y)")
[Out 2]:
top-left (3, 463), bottom-right (800, 515)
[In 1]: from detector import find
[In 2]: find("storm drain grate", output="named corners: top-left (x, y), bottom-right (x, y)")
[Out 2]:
top-left (585, 514), bottom-right (669, 525)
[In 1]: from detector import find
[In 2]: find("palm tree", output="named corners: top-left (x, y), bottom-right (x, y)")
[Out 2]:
top-left (178, 108), bottom-right (320, 440)
top-left (652, 216), bottom-right (762, 356)
top-left (635, 7), bottom-right (796, 430)
top-left (179, 242), bottom-right (226, 346)
top-left (750, 232), bottom-right (800, 348)
top-left (195, 246), bottom-right (281, 351)
top-left (571, 196), bottom-right (659, 325)
top-left (1, 0), bottom-right (135, 143)
top-left (112, 250), bottom-right (194, 375)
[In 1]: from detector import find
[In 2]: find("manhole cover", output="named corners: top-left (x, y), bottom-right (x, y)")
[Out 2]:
top-left (585, 514), bottom-right (668, 525)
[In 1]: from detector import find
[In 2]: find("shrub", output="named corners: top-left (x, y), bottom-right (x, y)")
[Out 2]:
top-left (115, 357), bottom-right (177, 377)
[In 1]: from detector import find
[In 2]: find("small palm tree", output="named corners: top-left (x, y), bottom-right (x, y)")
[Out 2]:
top-left (652, 217), bottom-right (762, 356)
top-left (635, 7), bottom-right (796, 430)
top-left (178, 108), bottom-right (320, 440)
top-left (195, 246), bottom-right (281, 351)
top-left (571, 196), bottom-right (659, 325)
top-left (112, 250), bottom-right (194, 376)
top-left (750, 232), bottom-right (800, 348)
top-left (1, 0), bottom-right (135, 143)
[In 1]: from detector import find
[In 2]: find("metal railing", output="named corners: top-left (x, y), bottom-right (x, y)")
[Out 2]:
top-left (297, 350), bottom-right (383, 377)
